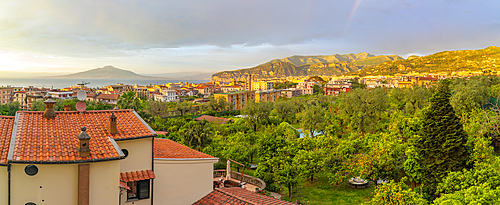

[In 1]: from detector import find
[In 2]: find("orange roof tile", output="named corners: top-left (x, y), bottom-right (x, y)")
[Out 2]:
top-left (195, 115), bottom-right (231, 124)
top-left (120, 170), bottom-right (156, 182)
top-left (193, 187), bottom-right (296, 205)
top-left (0, 116), bottom-right (14, 164)
top-left (8, 109), bottom-right (155, 163)
top-left (120, 181), bottom-right (131, 190)
top-left (154, 138), bottom-right (216, 159)
top-left (97, 94), bottom-right (119, 100)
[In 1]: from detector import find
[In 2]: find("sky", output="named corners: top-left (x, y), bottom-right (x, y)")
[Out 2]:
top-left (0, 0), bottom-right (499, 75)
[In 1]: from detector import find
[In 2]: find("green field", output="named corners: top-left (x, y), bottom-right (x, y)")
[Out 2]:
top-left (281, 173), bottom-right (375, 205)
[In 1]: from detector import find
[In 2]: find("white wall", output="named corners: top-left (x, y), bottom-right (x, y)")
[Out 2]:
top-left (90, 160), bottom-right (121, 205)
top-left (10, 164), bottom-right (78, 205)
top-left (0, 166), bottom-right (7, 205)
top-left (154, 158), bottom-right (218, 205)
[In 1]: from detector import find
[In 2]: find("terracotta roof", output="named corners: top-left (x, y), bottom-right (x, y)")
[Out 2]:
top-left (193, 187), bottom-right (296, 205)
top-left (120, 170), bottom-right (156, 182)
top-left (154, 138), bottom-right (216, 159)
top-left (8, 109), bottom-right (155, 163)
top-left (97, 94), bottom-right (119, 100)
top-left (195, 115), bottom-right (231, 124)
top-left (120, 181), bottom-right (131, 190)
top-left (0, 116), bottom-right (14, 165)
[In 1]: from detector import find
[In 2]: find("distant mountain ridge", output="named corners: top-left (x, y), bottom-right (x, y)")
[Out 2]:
top-left (349, 46), bottom-right (500, 76)
top-left (211, 53), bottom-right (403, 82)
top-left (52, 66), bottom-right (148, 79)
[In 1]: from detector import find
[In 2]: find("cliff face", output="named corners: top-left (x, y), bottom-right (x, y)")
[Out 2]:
top-left (211, 53), bottom-right (402, 82)
top-left (351, 46), bottom-right (500, 76)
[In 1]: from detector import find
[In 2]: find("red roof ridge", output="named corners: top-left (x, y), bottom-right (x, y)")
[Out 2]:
top-left (154, 138), bottom-right (216, 159)
top-left (219, 188), bottom-right (261, 205)
top-left (17, 109), bottom-right (135, 114)
top-left (0, 116), bottom-right (15, 118)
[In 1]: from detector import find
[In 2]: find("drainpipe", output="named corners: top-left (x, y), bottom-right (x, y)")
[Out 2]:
top-left (151, 137), bottom-right (154, 205)
top-left (8, 163), bottom-right (11, 205)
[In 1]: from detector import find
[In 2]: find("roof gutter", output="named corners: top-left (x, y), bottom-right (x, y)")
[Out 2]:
top-left (154, 158), bottom-right (219, 162)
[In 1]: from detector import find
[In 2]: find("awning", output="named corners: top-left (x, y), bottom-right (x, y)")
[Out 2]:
top-left (120, 170), bottom-right (156, 182)
top-left (120, 181), bottom-right (131, 190)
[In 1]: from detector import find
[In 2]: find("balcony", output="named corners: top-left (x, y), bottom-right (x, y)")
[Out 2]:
top-left (213, 169), bottom-right (266, 192)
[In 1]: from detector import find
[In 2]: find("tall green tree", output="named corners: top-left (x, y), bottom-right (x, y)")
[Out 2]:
top-left (414, 80), bottom-right (469, 196)
top-left (242, 100), bottom-right (273, 131)
top-left (297, 104), bottom-right (325, 137)
top-left (117, 91), bottom-right (143, 111)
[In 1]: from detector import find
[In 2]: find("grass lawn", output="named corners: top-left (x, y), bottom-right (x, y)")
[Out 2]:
top-left (281, 173), bottom-right (375, 205)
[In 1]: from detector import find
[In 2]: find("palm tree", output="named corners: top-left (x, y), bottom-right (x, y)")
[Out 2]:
top-left (117, 91), bottom-right (143, 111)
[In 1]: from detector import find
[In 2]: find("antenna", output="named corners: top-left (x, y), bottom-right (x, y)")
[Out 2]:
top-left (75, 81), bottom-right (89, 113)
top-left (76, 101), bottom-right (87, 113)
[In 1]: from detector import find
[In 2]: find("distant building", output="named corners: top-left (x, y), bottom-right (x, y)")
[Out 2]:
top-left (0, 85), bottom-right (22, 105)
top-left (155, 90), bottom-right (179, 102)
top-left (96, 94), bottom-right (119, 104)
top-left (214, 90), bottom-right (255, 110)
top-left (324, 83), bottom-right (352, 95)
top-left (11, 91), bottom-right (28, 109)
top-left (300, 88), bottom-right (314, 95)
top-left (297, 81), bottom-right (317, 89)
top-left (255, 89), bottom-right (280, 102)
top-left (251, 81), bottom-right (274, 91)
top-left (47, 91), bottom-right (73, 100)
top-left (281, 88), bottom-right (302, 98)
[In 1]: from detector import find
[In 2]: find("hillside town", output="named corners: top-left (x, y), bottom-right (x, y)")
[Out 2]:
top-left (0, 70), bottom-right (487, 110)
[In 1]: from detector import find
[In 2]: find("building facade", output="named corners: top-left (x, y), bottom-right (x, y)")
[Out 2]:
top-left (214, 91), bottom-right (255, 110)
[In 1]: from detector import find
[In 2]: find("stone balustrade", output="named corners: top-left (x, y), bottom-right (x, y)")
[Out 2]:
top-left (214, 169), bottom-right (266, 191)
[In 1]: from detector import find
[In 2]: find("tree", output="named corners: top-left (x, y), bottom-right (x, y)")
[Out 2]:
top-left (312, 84), bottom-right (324, 95)
top-left (272, 100), bottom-right (296, 123)
top-left (297, 104), bottom-right (325, 137)
top-left (117, 91), bottom-right (143, 111)
top-left (1, 102), bottom-right (20, 116)
top-left (175, 100), bottom-right (193, 116)
top-left (242, 100), bottom-right (273, 131)
top-left (414, 80), bottom-right (469, 196)
top-left (434, 184), bottom-right (500, 205)
top-left (337, 88), bottom-right (389, 133)
top-left (369, 181), bottom-right (427, 205)
top-left (30, 99), bottom-right (46, 111)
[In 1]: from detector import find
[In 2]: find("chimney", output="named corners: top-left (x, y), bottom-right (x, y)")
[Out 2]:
top-left (42, 99), bottom-right (57, 119)
top-left (64, 105), bottom-right (72, 111)
top-left (77, 126), bottom-right (91, 158)
top-left (108, 113), bottom-right (117, 134)
top-left (77, 126), bottom-right (90, 205)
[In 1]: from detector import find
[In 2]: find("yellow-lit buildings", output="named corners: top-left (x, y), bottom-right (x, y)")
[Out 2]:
top-left (251, 81), bottom-right (274, 91)
top-left (255, 90), bottom-right (280, 103)
top-left (214, 91), bottom-right (255, 110)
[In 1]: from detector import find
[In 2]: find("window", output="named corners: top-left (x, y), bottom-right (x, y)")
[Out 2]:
top-left (127, 179), bottom-right (150, 200)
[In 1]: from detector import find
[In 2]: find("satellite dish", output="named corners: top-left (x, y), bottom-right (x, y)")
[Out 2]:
top-left (77, 90), bottom-right (87, 101)
top-left (76, 101), bottom-right (87, 112)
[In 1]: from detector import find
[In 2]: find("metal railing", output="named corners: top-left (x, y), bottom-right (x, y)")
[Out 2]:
top-left (214, 169), bottom-right (266, 191)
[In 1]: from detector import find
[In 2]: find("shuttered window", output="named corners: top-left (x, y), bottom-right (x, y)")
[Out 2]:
top-left (127, 179), bottom-right (150, 200)
top-left (138, 180), bottom-right (150, 199)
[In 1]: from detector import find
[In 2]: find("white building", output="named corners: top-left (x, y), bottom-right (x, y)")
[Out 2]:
top-left (47, 91), bottom-right (74, 100)
top-left (155, 90), bottom-right (179, 102)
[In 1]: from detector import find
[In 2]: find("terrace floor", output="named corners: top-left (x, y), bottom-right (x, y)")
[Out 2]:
top-left (213, 177), bottom-right (260, 192)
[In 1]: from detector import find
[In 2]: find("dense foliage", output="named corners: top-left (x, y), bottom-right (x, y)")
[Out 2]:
top-left (142, 75), bottom-right (500, 203)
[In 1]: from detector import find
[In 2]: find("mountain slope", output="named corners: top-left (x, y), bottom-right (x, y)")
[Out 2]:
top-left (211, 53), bottom-right (403, 82)
top-left (53, 65), bottom-right (148, 79)
top-left (349, 46), bottom-right (500, 76)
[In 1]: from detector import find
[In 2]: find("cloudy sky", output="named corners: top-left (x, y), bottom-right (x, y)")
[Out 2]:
top-left (0, 0), bottom-right (499, 75)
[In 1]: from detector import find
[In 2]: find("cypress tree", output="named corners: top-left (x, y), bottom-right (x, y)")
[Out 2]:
top-left (415, 80), bottom-right (469, 196)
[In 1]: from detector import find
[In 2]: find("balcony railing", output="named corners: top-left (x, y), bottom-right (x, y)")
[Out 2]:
top-left (214, 169), bottom-right (266, 191)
